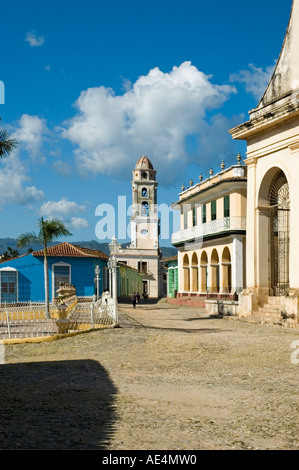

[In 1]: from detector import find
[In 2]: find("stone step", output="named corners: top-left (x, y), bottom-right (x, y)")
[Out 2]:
top-left (250, 315), bottom-right (283, 325)
top-left (258, 306), bottom-right (281, 316)
top-left (267, 296), bottom-right (281, 306)
top-left (257, 313), bottom-right (281, 320)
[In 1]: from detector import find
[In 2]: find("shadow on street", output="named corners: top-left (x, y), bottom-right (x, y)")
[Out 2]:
top-left (0, 359), bottom-right (118, 450)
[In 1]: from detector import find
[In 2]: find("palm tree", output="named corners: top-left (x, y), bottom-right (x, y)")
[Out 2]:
top-left (0, 117), bottom-right (17, 157)
top-left (17, 217), bottom-right (72, 318)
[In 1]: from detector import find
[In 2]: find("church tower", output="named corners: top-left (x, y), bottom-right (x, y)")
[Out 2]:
top-left (130, 156), bottom-right (159, 250)
top-left (116, 156), bottom-right (162, 298)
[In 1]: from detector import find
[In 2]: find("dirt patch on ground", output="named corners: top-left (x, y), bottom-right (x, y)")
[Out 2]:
top-left (1, 300), bottom-right (298, 450)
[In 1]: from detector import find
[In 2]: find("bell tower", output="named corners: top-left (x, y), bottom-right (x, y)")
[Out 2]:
top-left (130, 155), bottom-right (159, 250)
top-left (115, 155), bottom-right (162, 298)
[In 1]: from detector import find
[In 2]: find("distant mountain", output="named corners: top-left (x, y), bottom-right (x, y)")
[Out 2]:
top-left (0, 238), bottom-right (177, 258)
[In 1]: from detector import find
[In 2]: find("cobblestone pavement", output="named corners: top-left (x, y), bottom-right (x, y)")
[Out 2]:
top-left (1, 299), bottom-right (299, 450)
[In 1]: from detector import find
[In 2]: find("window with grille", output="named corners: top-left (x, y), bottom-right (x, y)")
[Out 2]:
top-left (0, 270), bottom-right (17, 303)
top-left (53, 264), bottom-right (71, 297)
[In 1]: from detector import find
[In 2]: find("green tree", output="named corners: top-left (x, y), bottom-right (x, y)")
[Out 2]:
top-left (0, 117), bottom-right (17, 157)
top-left (1, 246), bottom-right (19, 261)
top-left (17, 217), bottom-right (72, 318)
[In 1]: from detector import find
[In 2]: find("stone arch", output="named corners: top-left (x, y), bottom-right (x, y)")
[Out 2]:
top-left (210, 249), bottom-right (220, 293)
top-left (257, 167), bottom-right (290, 295)
top-left (200, 251), bottom-right (208, 293)
top-left (141, 201), bottom-right (149, 216)
top-left (191, 252), bottom-right (199, 292)
top-left (182, 254), bottom-right (190, 292)
top-left (221, 246), bottom-right (232, 294)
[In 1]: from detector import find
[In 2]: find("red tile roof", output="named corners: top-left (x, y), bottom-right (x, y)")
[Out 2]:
top-left (32, 242), bottom-right (109, 260)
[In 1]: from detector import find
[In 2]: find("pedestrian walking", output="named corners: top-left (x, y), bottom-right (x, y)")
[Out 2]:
top-left (136, 292), bottom-right (140, 304)
top-left (131, 292), bottom-right (137, 309)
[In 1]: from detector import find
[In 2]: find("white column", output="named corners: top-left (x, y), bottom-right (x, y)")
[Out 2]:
top-left (112, 260), bottom-right (118, 324)
top-left (244, 158), bottom-right (256, 288)
top-left (232, 235), bottom-right (243, 294)
top-left (177, 251), bottom-right (181, 293)
top-left (130, 220), bottom-right (137, 247)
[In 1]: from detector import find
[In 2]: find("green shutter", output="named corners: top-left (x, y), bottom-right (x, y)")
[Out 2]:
top-left (202, 204), bottom-right (206, 223)
top-left (184, 212), bottom-right (188, 229)
top-left (211, 200), bottom-right (216, 220)
top-left (192, 208), bottom-right (197, 226)
top-left (224, 195), bottom-right (230, 217)
top-left (174, 268), bottom-right (179, 293)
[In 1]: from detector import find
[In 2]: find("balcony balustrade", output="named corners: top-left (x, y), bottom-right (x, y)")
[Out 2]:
top-left (171, 216), bottom-right (246, 245)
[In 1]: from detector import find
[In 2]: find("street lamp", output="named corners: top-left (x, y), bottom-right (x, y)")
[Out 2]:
top-left (95, 265), bottom-right (100, 301)
top-left (108, 237), bottom-right (119, 325)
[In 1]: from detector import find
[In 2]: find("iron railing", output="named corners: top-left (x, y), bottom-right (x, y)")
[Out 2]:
top-left (172, 216), bottom-right (246, 245)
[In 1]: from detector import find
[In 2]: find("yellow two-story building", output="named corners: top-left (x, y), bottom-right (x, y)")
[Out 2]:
top-left (172, 155), bottom-right (247, 302)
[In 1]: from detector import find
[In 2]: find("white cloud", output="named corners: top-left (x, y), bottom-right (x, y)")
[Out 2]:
top-left (61, 61), bottom-right (236, 185)
top-left (230, 63), bottom-right (276, 101)
top-left (40, 198), bottom-right (86, 219)
top-left (0, 153), bottom-right (45, 209)
top-left (25, 31), bottom-right (45, 47)
top-left (70, 217), bottom-right (89, 230)
top-left (16, 114), bottom-right (48, 162)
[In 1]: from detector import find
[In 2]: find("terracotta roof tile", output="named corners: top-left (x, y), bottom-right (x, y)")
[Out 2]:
top-left (32, 242), bottom-right (109, 260)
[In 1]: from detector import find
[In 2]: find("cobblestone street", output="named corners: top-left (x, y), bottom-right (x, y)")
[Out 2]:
top-left (1, 299), bottom-right (299, 450)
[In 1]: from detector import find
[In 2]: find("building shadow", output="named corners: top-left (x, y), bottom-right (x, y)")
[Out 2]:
top-left (118, 297), bottom-right (161, 306)
top-left (0, 359), bottom-right (118, 450)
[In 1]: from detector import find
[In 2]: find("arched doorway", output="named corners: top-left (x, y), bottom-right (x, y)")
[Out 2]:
top-left (200, 251), bottom-right (208, 293)
top-left (269, 170), bottom-right (290, 296)
top-left (221, 247), bottom-right (232, 294)
top-left (210, 249), bottom-right (220, 293)
top-left (183, 254), bottom-right (190, 292)
top-left (258, 168), bottom-right (290, 296)
top-left (191, 252), bottom-right (199, 292)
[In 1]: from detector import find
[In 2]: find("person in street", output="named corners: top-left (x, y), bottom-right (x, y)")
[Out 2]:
top-left (136, 292), bottom-right (140, 304)
top-left (131, 292), bottom-right (137, 309)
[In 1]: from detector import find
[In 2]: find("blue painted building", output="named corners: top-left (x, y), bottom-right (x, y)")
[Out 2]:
top-left (0, 242), bottom-right (109, 303)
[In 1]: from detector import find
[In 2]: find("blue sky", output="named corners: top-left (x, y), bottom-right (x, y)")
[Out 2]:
top-left (0, 0), bottom-right (293, 246)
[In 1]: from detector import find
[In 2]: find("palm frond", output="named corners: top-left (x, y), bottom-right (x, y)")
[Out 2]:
top-left (0, 129), bottom-right (18, 158)
top-left (38, 217), bottom-right (72, 244)
top-left (16, 232), bottom-right (41, 248)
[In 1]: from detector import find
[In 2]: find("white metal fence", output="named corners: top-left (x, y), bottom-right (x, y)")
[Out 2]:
top-left (0, 303), bottom-right (56, 340)
top-left (67, 301), bottom-right (115, 332)
top-left (0, 297), bottom-right (116, 340)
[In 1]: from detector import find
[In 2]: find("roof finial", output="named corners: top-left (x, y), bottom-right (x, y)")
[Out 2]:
top-left (209, 168), bottom-right (214, 176)
top-left (199, 173), bottom-right (203, 182)
top-left (237, 152), bottom-right (242, 165)
top-left (220, 160), bottom-right (225, 170)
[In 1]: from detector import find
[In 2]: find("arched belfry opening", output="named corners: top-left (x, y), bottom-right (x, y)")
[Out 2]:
top-left (269, 170), bottom-right (290, 296)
